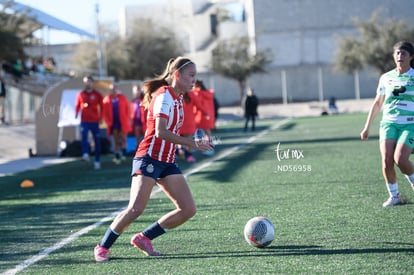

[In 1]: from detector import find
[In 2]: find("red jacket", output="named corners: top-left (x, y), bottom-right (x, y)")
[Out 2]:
top-left (193, 88), bottom-right (215, 129)
top-left (75, 90), bottom-right (103, 123)
top-left (102, 93), bottom-right (132, 135)
top-left (181, 92), bottom-right (206, 135)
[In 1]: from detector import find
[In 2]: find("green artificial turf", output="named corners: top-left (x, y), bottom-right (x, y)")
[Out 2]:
top-left (1, 113), bottom-right (413, 274)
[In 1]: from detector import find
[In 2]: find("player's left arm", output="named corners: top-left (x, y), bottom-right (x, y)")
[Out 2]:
top-left (75, 92), bottom-right (82, 118)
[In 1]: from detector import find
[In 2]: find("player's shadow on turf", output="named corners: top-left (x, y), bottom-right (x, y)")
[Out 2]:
top-left (94, 243), bottom-right (414, 262)
top-left (278, 122), bottom-right (296, 131)
top-left (268, 245), bottom-right (322, 250)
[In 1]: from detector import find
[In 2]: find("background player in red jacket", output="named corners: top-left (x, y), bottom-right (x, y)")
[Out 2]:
top-left (94, 56), bottom-right (213, 262)
top-left (131, 83), bottom-right (147, 149)
top-left (193, 79), bottom-right (216, 155)
top-left (178, 90), bottom-right (206, 162)
top-left (75, 75), bottom-right (103, 170)
top-left (102, 83), bottom-right (131, 164)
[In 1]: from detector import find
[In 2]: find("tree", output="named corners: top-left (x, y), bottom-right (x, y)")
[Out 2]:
top-left (211, 37), bottom-right (272, 105)
top-left (334, 10), bottom-right (414, 75)
top-left (71, 40), bottom-right (98, 76)
top-left (0, 30), bottom-right (24, 61)
top-left (118, 20), bottom-right (182, 80)
top-left (71, 19), bottom-right (182, 81)
top-left (0, 1), bottom-right (31, 61)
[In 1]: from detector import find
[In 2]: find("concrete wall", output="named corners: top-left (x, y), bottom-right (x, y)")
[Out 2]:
top-left (254, 0), bottom-right (414, 67)
top-left (5, 86), bottom-right (42, 123)
top-left (198, 66), bottom-right (379, 108)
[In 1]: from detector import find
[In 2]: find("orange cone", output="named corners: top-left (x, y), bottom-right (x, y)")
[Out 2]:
top-left (20, 179), bottom-right (34, 188)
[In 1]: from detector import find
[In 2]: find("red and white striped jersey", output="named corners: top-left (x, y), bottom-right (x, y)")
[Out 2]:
top-left (135, 86), bottom-right (184, 163)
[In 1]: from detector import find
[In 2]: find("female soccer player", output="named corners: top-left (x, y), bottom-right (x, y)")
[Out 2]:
top-left (361, 40), bottom-right (414, 207)
top-left (94, 57), bottom-right (213, 261)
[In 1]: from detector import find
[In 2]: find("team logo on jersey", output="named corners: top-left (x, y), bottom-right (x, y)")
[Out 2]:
top-left (146, 164), bottom-right (154, 173)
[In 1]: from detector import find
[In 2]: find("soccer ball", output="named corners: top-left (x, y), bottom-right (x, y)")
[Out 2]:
top-left (244, 216), bottom-right (275, 248)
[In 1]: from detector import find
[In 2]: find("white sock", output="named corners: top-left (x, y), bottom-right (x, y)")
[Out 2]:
top-left (404, 173), bottom-right (414, 185)
top-left (386, 182), bottom-right (399, 197)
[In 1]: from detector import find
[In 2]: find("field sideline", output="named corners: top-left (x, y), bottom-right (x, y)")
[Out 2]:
top-left (1, 114), bottom-right (413, 274)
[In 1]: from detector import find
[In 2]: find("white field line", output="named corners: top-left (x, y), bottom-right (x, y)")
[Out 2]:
top-left (3, 118), bottom-right (290, 275)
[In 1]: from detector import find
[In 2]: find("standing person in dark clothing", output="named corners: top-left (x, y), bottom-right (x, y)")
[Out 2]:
top-left (0, 69), bottom-right (7, 125)
top-left (213, 96), bottom-right (220, 130)
top-left (244, 88), bottom-right (259, 131)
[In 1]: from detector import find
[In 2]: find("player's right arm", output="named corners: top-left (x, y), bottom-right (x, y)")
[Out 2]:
top-left (360, 94), bottom-right (384, 140)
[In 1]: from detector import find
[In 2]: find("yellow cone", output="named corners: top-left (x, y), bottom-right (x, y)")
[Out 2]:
top-left (20, 179), bottom-right (34, 188)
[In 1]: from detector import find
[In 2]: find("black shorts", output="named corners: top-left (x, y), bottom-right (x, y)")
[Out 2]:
top-left (131, 154), bottom-right (182, 180)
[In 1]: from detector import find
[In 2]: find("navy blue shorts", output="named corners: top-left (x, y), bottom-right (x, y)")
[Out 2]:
top-left (131, 154), bottom-right (182, 180)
